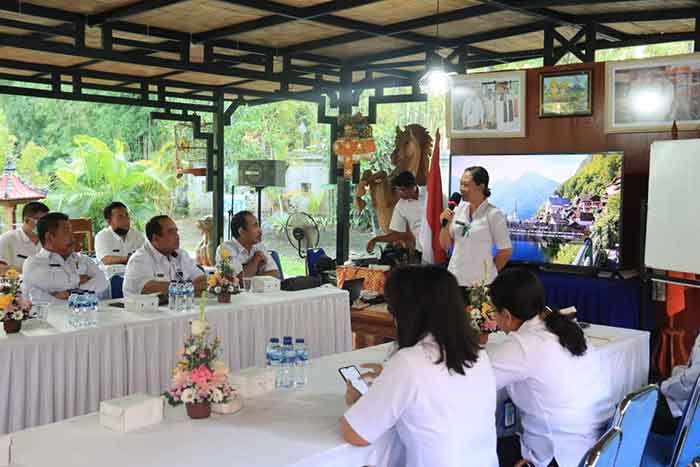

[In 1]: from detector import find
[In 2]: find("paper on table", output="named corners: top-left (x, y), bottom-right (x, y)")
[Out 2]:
top-left (0, 434), bottom-right (10, 466)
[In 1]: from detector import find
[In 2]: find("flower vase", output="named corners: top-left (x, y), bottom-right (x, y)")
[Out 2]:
top-left (217, 292), bottom-right (231, 304)
top-left (478, 332), bottom-right (489, 346)
top-left (3, 320), bottom-right (21, 334)
top-left (185, 402), bottom-right (211, 419)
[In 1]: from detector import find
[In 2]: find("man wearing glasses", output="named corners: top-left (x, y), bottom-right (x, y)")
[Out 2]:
top-left (0, 201), bottom-right (49, 273)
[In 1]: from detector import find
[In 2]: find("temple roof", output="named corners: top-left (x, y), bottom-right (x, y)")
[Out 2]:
top-left (0, 156), bottom-right (47, 203)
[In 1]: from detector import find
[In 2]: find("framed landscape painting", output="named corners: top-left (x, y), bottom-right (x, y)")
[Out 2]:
top-left (605, 53), bottom-right (700, 133)
top-left (540, 70), bottom-right (592, 117)
top-left (447, 70), bottom-right (526, 138)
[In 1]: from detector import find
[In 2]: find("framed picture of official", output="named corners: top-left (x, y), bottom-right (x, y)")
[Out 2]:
top-left (605, 53), bottom-right (700, 134)
top-left (447, 70), bottom-right (527, 138)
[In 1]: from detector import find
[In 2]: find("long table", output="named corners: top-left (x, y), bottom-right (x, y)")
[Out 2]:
top-left (6, 324), bottom-right (649, 467)
top-left (0, 287), bottom-right (351, 434)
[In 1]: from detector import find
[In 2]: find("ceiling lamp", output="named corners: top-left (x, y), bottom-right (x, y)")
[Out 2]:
top-left (419, 65), bottom-right (453, 96)
top-left (418, 0), bottom-right (456, 96)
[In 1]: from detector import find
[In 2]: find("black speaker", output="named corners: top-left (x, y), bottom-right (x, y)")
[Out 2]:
top-left (237, 160), bottom-right (288, 187)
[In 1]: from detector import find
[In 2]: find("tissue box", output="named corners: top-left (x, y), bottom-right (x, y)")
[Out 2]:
top-left (229, 367), bottom-right (276, 398)
top-left (124, 294), bottom-right (160, 313)
top-left (252, 276), bottom-right (280, 293)
top-left (99, 394), bottom-right (163, 432)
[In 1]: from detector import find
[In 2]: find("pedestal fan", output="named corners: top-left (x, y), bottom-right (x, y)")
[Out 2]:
top-left (285, 212), bottom-right (320, 259)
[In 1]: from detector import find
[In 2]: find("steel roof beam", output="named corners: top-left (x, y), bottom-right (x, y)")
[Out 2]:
top-left (88, 0), bottom-right (189, 26)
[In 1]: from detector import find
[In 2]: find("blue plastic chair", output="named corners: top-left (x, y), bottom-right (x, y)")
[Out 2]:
top-left (579, 427), bottom-right (622, 467)
top-left (611, 385), bottom-right (659, 467)
top-left (269, 250), bottom-right (283, 280)
top-left (306, 247), bottom-right (327, 276)
top-left (642, 374), bottom-right (700, 467)
top-left (110, 274), bottom-right (124, 299)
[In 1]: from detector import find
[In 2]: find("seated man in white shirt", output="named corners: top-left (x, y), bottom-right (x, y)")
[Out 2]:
top-left (123, 215), bottom-right (206, 297)
top-left (652, 333), bottom-right (700, 434)
top-left (94, 201), bottom-right (145, 277)
top-left (216, 210), bottom-right (279, 280)
top-left (366, 171), bottom-right (439, 259)
top-left (0, 201), bottom-right (49, 274)
top-left (22, 212), bottom-right (109, 304)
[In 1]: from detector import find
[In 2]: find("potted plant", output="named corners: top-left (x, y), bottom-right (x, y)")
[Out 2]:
top-left (207, 249), bottom-right (240, 304)
top-left (0, 269), bottom-right (33, 334)
top-left (163, 294), bottom-right (239, 419)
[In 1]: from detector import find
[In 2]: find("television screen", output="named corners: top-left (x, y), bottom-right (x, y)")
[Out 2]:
top-left (450, 153), bottom-right (623, 269)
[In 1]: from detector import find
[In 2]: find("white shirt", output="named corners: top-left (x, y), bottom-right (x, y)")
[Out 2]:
top-left (487, 317), bottom-right (614, 467)
top-left (22, 248), bottom-right (109, 304)
top-left (94, 227), bottom-right (145, 277)
top-left (0, 228), bottom-right (41, 270)
top-left (662, 333), bottom-right (700, 417)
top-left (216, 238), bottom-right (278, 276)
top-left (123, 241), bottom-right (204, 297)
top-left (345, 336), bottom-right (498, 467)
top-left (389, 188), bottom-right (436, 253)
top-left (447, 200), bottom-right (512, 286)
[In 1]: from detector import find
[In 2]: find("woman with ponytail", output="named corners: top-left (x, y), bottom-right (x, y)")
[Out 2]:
top-left (487, 268), bottom-right (614, 467)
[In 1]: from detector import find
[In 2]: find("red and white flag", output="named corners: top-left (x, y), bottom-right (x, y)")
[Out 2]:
top-left (419, 129), bottom-right (447, 264)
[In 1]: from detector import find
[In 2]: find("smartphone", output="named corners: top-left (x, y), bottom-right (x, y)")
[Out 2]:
top-left (338, 365), bottom-right (369, 395)
top-left (503, 399), bottom-right (516, 429)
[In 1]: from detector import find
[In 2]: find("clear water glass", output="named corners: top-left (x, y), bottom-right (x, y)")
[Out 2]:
top-left (33, 302), bottom-right (50, 321)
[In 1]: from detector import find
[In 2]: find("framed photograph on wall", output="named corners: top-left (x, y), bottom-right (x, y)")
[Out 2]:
top-left (447, 70), bottom-right (526, 138)
top-left (606, 53), bottom-right (700, 133)
top-left (540, 70), bottom-right (592, 117)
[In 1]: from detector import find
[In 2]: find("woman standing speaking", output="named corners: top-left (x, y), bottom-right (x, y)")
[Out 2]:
top-left (440, 166), bottom-right (512, 286)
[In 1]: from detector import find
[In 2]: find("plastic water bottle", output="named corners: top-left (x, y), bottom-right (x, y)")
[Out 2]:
top-left (178, 281), bottom-right (188, 313)
top-left (74, 291), bottom-right (86, 327)
top-left (266, 337), bottom-right (281, 386)
top-left (184, 281), bottom-right (194, 312)
top-left (68, 291), bottom-right (79, 327)
top-left (280, 336), bottom-right (297, 388)
top-left (294, 338), bottom-right (309, 387)
top-left (168, 281), bottom-right (177, 312)
top-left (85, 291), bottom-right (98, 327)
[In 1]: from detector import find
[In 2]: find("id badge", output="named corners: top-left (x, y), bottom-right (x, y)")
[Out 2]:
top-left (503, 399), bottom-right (516, 429)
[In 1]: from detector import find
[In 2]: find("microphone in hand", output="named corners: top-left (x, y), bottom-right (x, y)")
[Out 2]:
top-left (442, 192), bottom-right (462, 227)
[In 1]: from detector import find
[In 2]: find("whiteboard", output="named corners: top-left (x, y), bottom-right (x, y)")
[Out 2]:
top-left (645, 139), bottom-right (700, 274)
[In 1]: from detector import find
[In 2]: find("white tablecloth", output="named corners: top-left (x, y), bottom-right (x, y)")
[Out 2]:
top-left (0, 288), bottom-right (351, 435)
top-left (7, 324), bottom-right (648, 467)
top-left (125, 288), bottom-right (352, 395)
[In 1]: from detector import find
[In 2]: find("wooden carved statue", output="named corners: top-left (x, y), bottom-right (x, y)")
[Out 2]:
top-left (196, 215), bottom-right (214, 266)
top-left (355, 124), bottom-right (432, 233)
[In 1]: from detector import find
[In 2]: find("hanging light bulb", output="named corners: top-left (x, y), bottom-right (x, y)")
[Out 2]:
top-left (419, 66), bottom-right (450, 96)
top-left (418, 0), bottom-right (455, 96)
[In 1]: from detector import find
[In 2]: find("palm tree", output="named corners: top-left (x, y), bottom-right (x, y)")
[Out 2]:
top-left (47, 135), bottom-right (178, 231)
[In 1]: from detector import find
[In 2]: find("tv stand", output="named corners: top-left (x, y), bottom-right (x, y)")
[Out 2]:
top-left (540, 264), bottom-right (598, 277)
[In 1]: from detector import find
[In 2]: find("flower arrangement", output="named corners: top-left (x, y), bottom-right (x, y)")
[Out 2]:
top-left (163, 293), bottom-right (238, 419)
top-left (207, 249), bottom-right (239, 303)
top-left (467, 262), bottom-right (498, 336)
top-left (1, 269), bottom-right (33, 333)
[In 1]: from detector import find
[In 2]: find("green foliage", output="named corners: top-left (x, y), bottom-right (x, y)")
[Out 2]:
top-left (0, 95), bottom-right (171, 161)
top-left (556, 153), bottom-right (622, 200)
top-left (16, 141), bottom-right (51, 188)
top-left (554, 243), bottom-right (581, 265)
top-left (225, 101), bottom-right (326, 162)
top-left (47, 136), bottom-right (177, 231)
top-left (592, 193), bottom-right (621, 251)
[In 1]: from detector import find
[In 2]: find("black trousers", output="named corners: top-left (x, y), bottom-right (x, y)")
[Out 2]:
top-left (651, 394), bottom-right (680, 435)
top-left (497, 436), bottom-right (559, 467)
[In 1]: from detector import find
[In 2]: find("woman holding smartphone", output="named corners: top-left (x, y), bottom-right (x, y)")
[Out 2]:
top-left (340, 265), bottom-right (498, 467)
